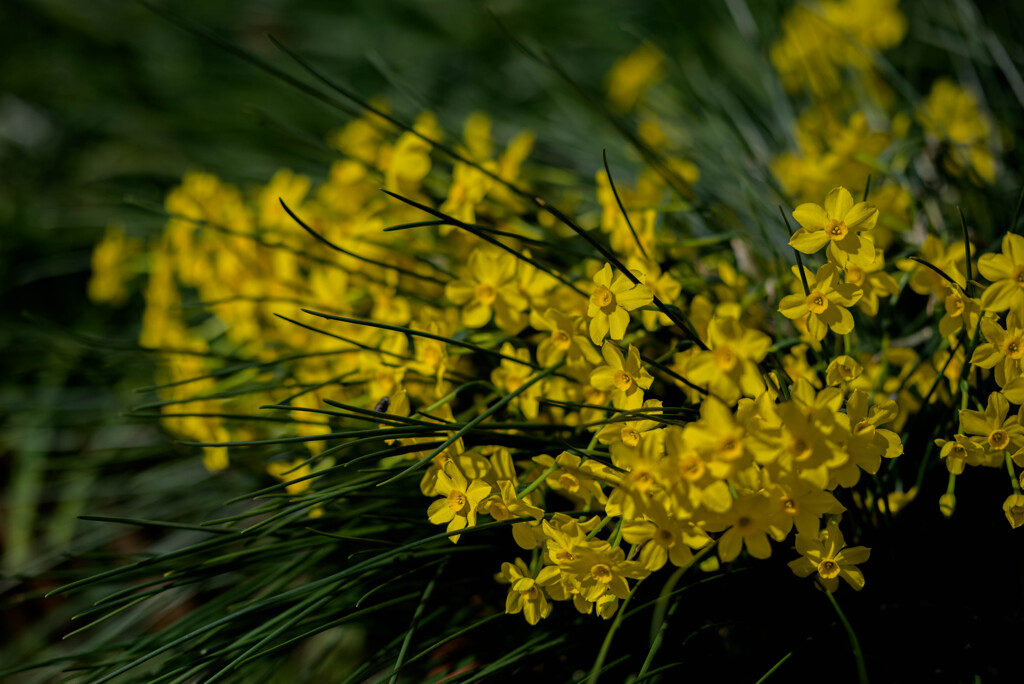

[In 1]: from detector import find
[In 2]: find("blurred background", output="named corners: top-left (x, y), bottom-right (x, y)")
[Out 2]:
top-left (4, 0), bottom-right (1024, 681)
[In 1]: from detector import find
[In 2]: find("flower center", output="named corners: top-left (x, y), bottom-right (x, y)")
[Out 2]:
top-left (591, 285), bottom-right (615, 309)
top-left (630, 469), bottom-right (654, 492)
top-left (817, 559), bottom-right (840, 579)
top-left (592, 564), bottom-right (613, 583)
top-left (989, 429), bottom-right (1010, 450)
top-left (854, 420), bottom-right (872, 435)
top-left (555, 549), bottom-right (577, 563)
top-left (522, 585), bottom-right (539, 600)
top-left (552, 329), bottom-right (572, 350)
top-left (718, 435), bottom-right (743, 461)
top-left (680, 455), bottom-right (705, 481)
top-left (1014, 265), bottom-right (1024, 289)
top-left (736, 515), bottom-right (754, 532)
top-left (845, 264), bottom-right (865, 286)
top-left (714, 346), bottom-right (738, 372)
top-left (620, 426), bottom-right (641, 447)
top-left (447, 489), bottom-right (468, 514)
top-left (423, 345), bottom-right (442, 368)
top-left (951, 444), bottom-right (967, 458)
top-left (613, 370), bottom-right (634, 392)
top-left (475, 282), bottom-right (496, 305)
top-left (655, 528), bottom-right (675, 547)
top-left (826, 218), bottom-right (848, 241)
top-left (781, 497), bottom-right (798, 515)
top-left (838, 363), bottom-right (857, 381)
top-left (789, 435), bottom-right (812, 460)
top-left (1005, 337), bottom-right (1024, 360)
top-left (806, 290), bottom-right (830, 315)
top-left (944, 293), bottom-right (965, 317)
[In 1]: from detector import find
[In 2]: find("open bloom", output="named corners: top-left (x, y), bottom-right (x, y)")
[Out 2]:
top-left (427, 462), bottom-right (491, 543)
top-left (498, 558), bottom-right (553, 625)
top-left (788, 525), bottom-right (869, 592)
top-left (789, 186), bottom-right (878, 267)
top-left (978, 233), bottom-right (1024, 314)
top-left (587, 263), bottom-right (653, 344)
top-left (779, 264), bottom-right (862, 340)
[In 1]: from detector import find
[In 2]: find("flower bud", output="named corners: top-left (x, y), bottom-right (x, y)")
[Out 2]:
top-left (939, 493), bottom-right (956, 518)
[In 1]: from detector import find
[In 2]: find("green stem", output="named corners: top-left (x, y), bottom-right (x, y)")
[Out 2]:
top-left (587, 578), bottom-right (644, 684)
top-left (826, 590), bottom-right (869, 684)
top-left (1006, 453), bottom-right (1021, 493)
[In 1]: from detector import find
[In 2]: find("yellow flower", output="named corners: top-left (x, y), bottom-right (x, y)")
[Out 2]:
top-left (589, 342), bottom-right (654, 410)
top-left (445, 249), bottom-right (527, 332)
top-left (707, 491), bottom-right (776, 562)
top-left (959, 392), bottom-right (1024, 466)
top-left (934, 434), bottom-right (983, 474)
top-left (789, 187), bottom-right (879, 267)
top-left (1002, 493), bottom-right (1024, 528)
top-left (426, 462), bottom-right (491, 544)
top-left (788, 525), bottom-right (870, 592)
top-left (897, 235), bottom-right (968, 299)
top-left (490, 343), bottom-right (542, 419)
top-left (685, 315), bottom-right (770, 405)
top-left (530, 308), bottom-right (601, 368)
top-left (970, 314), bottom-right (1024, 390)
top-left (604, 41), bottom-right (664, 112)
top-left (88, 224), bottom-right (142, 306)
top-left (978, 233), bottom-right (1024, 314)
top-left (918, 78), bottom-right (995, 183)
top-left (587, 263), bottom-right (653, 344)
top-left (825, 355), bottom-right (863, 386)
top-left (845, 249), bottom-right (898, 315)
top-left (779, 263), bottom-right (862, 340)
top-left (498, 559), bottom-right (553, 625)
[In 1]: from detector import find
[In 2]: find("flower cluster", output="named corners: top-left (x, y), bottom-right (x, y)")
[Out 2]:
top-left (86, 4), bottom-right (1022, 634)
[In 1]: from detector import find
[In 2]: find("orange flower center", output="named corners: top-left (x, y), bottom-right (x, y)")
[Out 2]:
top-left (475, 282), bottom-right (496, 305)
top-left (718, 435), bottom-right (743, 461)
top-left (613, 370), bottom-right (635, 392)
top-left (806, 290), bottom-right (830, 315)
top-left (845, 264), bottom-right (865, 286)
top-left (447, 489), bottom-right (468, 514)
top-left (826, 218), bottom-right (848, 241)
top-left (989, 429), bottom-right (1010, 450)
top-left (817, 559), bottom-right (840, 579)
top-left (591, 285), bottom-right (615, 308)
top-left (620, 426), bottom-right (641, 447)
top-left (680, 455), bottom-right (705, 481)
top-left (551, 329), bottom-right (572, 350)
top-left (1004, 337), bottom-right (1023, 360)
top-left (592, 563), bottom-right (613, 583)
top-left (714, 346), bottom-right (738, 372)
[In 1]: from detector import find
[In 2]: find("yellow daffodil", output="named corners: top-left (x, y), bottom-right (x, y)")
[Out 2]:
top-left (587, 263), bottom-right (653, 344)
top-left (779, 263), bottom-right (862, 340)
top-left (590, 342), bottom-right (654, 410)
top-left (498, 559), bottom-right (553, 625)
top-left (978, 233), bottom-right (1024, 314)
top-left (789, 186), bottom-right (879, 267)
top-left (427, 462), bottom-right (491, 544)
top-left (788, 525), bottom-right (869, 592)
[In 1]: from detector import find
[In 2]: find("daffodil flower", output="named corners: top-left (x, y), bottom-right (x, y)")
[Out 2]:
top-left (587, 263), bottom-right (653, 344)
top-left (779, 263), bottom-right (862, 340)
top-left (788, 525), bottom-right (869, 592)
top-left (789, 186), bottom-right (878, 267)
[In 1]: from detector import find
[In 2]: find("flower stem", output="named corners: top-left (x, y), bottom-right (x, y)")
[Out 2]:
top-left (826, 589), bottom-right (869, 684)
